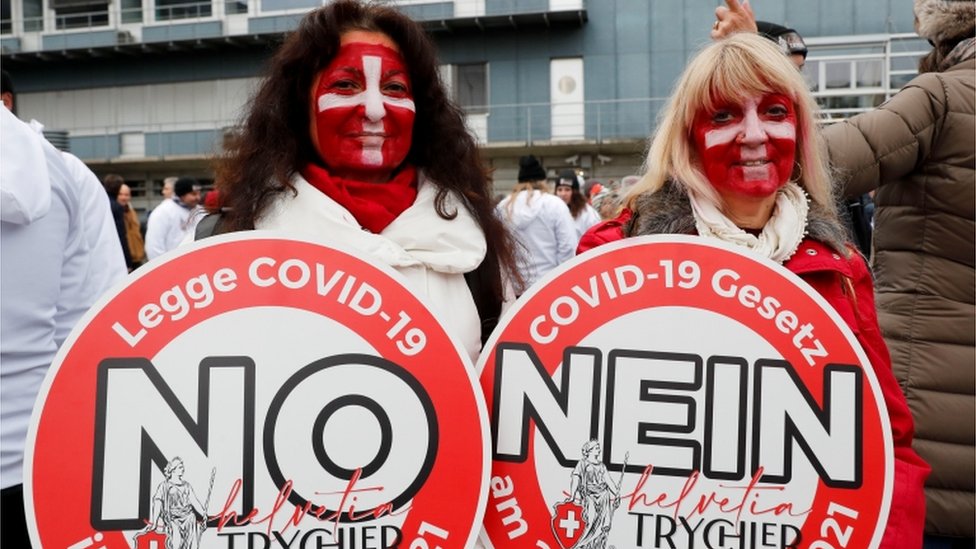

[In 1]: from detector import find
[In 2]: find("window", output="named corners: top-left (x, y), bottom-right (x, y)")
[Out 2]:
top-left (155, 0), bottom-right (211, 21)
top-left (442, 63), bottom-right (488, 115)
top-left (456, 63), bottom-right (487, 114)
top-left (225, 0), bottom-right (247, 14)
top-left (804, 35), bottom-right (927, 118)
top-left (120, 0), bottom-right (142, 24)
top-left (23, 0), bottom-right (42, 31)
top-left (824, 61), bottom-right (852, 89)
top-left (1, 0), bottom-right (11, 34)
top-left (50, 0), bottom-right (109, 29)
top-left (855, 60), bottom-right (883, 87)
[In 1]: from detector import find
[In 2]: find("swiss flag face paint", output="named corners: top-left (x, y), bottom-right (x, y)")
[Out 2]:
top-left (311, 36), bottom-right (415, 182)
top-left (692, 93), bottom-right (797, 200)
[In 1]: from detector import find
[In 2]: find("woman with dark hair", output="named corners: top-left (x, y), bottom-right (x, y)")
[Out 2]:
top-left (101, 173), bottom-right (134, 270)
top-left (116, 181), bottom-right (146, 268)
top-left (555, 168), bottom-right (601, 240)
top-left (211, 0), bottom-right (519, 361)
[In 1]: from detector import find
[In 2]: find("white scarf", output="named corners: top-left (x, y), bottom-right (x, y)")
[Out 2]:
top-left (690, 182), bottom-right (809, 263)
top-left (257, 174), bottom-right (487, 274)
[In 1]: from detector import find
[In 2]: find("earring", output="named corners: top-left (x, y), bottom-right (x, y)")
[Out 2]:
top-left (792, 161), bottom-right (803, 182)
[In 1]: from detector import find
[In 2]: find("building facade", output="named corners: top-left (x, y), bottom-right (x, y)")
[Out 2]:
top-left (1, 0), bottom-right (926, 215)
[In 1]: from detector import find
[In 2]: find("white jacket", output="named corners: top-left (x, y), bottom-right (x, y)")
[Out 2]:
top-left (256, 173), bottom-right (488, 363)
top-left (145, 198), bottom-right (201, 260)
top-left (28, 120), bottom-right (126, 321)
top-left (495, 190), bottom-right (576, 291)
top-left (0, 109), bottom-right (105, 488)
top-left (572, 204), bottom-right (602, 241)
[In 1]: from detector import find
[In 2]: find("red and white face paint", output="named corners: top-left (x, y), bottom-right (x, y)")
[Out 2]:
top-left (692, 93), bottom-right (797, 200)
top-left (311, 32), bottom-right (415, 182)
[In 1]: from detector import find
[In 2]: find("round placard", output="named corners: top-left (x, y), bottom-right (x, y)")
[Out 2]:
top-left (26, 232), bottom-right (489, 549)
top-left (479, 235), bottom-right (892, 549)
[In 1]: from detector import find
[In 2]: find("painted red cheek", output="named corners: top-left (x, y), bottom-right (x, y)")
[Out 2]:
top-left (310, 42), bottom-right (415, 178)
top-left (691, 112), bottom-right (797, 199)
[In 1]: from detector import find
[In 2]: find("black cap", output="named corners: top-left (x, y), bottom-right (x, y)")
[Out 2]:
top-left (557, 168), bottom-right (580, 191)
top-left (517, 155), bottom-right (547, 182)
top-left (756, 21), bottom-right (808, 59)
top-left (173, 177), bottom-right (199, 197)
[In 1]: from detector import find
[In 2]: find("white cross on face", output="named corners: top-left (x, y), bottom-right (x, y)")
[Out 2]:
top-left (310, 38), bottom-right (417, 181)
top-left (316, 55), bottom-right (417, 118)
top-left (701, 97), bottom-right (796, 150)
top-left (559, 509), bottom-right (581, 537)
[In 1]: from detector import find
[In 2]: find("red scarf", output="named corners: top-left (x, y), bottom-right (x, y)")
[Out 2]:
top-left (301, 163), bottom-right (418, 234)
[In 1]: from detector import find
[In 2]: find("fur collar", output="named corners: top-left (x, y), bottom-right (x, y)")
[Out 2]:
top-left (915, 0), bottom-right (975, 44)
top-left (624, 180), bottom-right (850, 256)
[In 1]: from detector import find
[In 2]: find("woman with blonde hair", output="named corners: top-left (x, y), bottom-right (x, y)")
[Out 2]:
top-left (495, 155), bottom-right (576, 294)
top-left (578, 33), bottom-right (928, 548)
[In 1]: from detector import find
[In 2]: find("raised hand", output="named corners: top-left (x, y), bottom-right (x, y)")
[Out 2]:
top-left (711, 0), bottom-right (757, 40)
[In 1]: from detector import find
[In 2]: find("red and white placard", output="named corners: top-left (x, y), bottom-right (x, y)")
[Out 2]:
top-left (479, 235), bottom-right (892, 549)
top-left (26, 232), bottom-right (489, 549)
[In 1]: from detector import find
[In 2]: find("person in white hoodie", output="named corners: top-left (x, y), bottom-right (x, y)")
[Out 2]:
top-left (0, 107), bottom-right (108, 547)
top-left (144, 176), bottom-right (201, 260)
top-left (496, 155), bottom-right (577, 294)
top-left (2, 69), bottom-right (126, 309)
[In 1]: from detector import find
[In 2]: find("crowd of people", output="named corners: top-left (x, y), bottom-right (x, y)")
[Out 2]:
top-left (1, 0), bottom-right (972, 547)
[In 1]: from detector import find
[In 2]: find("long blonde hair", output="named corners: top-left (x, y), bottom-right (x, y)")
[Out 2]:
top-left (502, 180), bottom-right (551, 220)
top-left (625, 33), bottom-right (835, 219)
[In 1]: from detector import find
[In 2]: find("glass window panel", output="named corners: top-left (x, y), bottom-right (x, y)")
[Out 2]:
top-left (891, 38), bottom-right (929, 53)
top-left (891, 55), bottom-right (920, 72)
top-left (890, 73), bottom-right (915, 89)
top-left (121, 0), bottom-right (142, 23)
top-left (121, 179), bottom-right (147, 198)
top-left (55, 4), bottom-right (109, 29)
top-left (819, 94), bottom-right (886, 118)
top-left (825, 62), bottom-right (852, 89)
top-left (801, 59), bottom-right (819, 91)
top-left (438, 64), bottom-right (453, 97)
top-left (155, 0), bottom-right (211, 21)
top-left (456, 63), bottom-right (487, 115)
top-left (225, 0), bottom-right (247, 14)
top-left (856, 60), bottom-right (883, 88)
top-left (1, 0), bottom-right (10, 34)
top-left (23, 0), bottom-right (43, 30)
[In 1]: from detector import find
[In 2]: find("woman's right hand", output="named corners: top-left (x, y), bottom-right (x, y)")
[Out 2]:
top-left (711, 0), bottom-right (757, 40)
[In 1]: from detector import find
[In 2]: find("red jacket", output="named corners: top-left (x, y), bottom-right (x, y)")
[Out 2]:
top-left (578, 208), bottom-right (930, 549)
top-left (577, 208), bottom-right (632, 256)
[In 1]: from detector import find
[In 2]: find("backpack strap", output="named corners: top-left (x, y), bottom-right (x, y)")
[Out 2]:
top-left (844, 194), bottom-right (874, 257)
top-left (194, 212), bottom-right (226, 240)
top-left (464, 258), bottom-right (503, 346)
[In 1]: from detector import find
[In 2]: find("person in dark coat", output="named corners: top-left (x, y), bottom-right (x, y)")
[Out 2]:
top-left (102, 173), bottom-right (135, 270)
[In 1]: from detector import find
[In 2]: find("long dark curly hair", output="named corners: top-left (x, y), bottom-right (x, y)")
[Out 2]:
top-left (565, 187), bottom-right (590, 219)
top-left (213, 0), bottom-right (520, 306)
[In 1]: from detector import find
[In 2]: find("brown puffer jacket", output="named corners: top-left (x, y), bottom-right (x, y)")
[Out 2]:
top-left (823, 56), bottom-right (975, 537)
